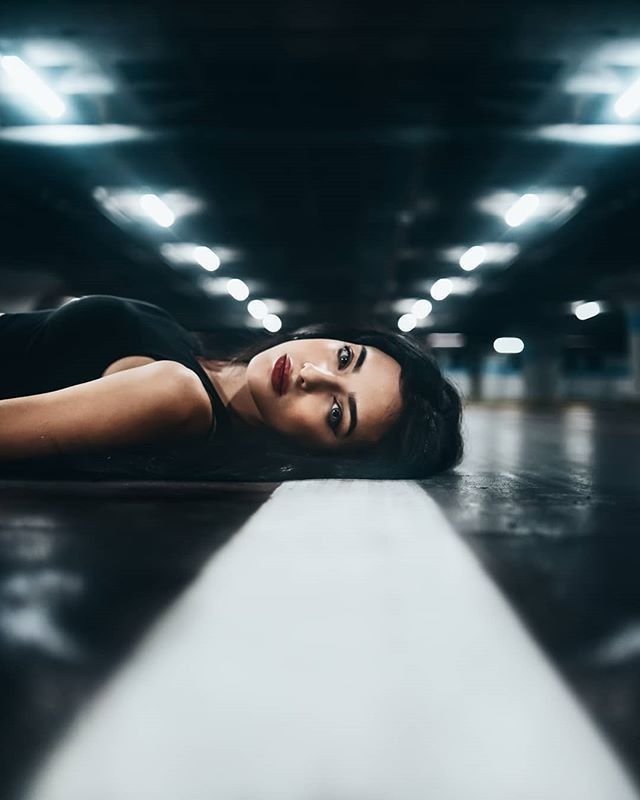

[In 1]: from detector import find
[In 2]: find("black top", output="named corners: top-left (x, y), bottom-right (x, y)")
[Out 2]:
top-left (0, 294), bottom-right (233, 445)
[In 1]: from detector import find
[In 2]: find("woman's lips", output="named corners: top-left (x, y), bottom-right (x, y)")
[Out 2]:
top-left (271, 354), bottom-right (291, 395)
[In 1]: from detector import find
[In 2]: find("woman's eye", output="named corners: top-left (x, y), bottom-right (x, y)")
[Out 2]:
top-left (328, 399), bottom-right (343, 431)
top-left (338, 345), bottom-right (353, 369)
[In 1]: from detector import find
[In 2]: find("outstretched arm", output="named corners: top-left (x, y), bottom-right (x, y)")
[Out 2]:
top-left (0, 360), bottom-right (213, 460)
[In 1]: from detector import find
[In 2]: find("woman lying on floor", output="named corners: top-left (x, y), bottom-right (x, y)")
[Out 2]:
top-left (0, 295), bottom-right (463, 481)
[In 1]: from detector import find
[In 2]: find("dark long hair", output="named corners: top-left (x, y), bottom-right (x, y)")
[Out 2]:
top-left (7, 322), bottom-right (464, 482)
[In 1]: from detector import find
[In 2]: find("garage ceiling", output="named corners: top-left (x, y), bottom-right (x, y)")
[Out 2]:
top-left (0, 0), bottom-right (639, 350)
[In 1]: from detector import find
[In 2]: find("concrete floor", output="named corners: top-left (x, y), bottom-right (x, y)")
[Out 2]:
top-left (0, 403), bottom-right (638, 799)
top-left (428, 403), bottom-right (640, 782)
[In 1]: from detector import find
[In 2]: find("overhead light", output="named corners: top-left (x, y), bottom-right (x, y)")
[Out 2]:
top-left (0, 124), bottom-right (148, 145)
top-left (227, 278), bottom-right (249, 301)
top-left (459, 245), bottom-right (486, 271)
top-left (263, 313), bottom-right (282, 332)
top-left (574, 301), bottom-right (602, 320)
top-left (564, 70), bottom-right (622, 95)
top-left (398, 313), bottom-right (417, 332)
top-left (413, 276), bottom-right (479, 298)
top-left (248, 299), bottom-right (268, 319)
top-left (593, 40), bottom-right (640, 67)
top-left (505, 194), bottom-right (539, 227)
top-left (411, 299), bottom-right (432, 318)
top-left (94, 189), bottom-right (202, 228)
top-left (0, 55), bottom-right (65, 118)
top-left (532, 124), bottom-right (640, 146)
top-left (193, 246), bottom-right (220, 271)
top-left (493, 337), bottom-right (524, 354)
top-left (160, 242), bottom-right (234, 267)
top-left (479, 190), bottom-right (585, 227)
top-left (442, 242), bottom-right (519, 267)
top-left (55, 71), bottom-right (115, 95)
top-left (614, 77), bottom-right (640, 119)
top-left (427, 333), bottom-right (466, 348)
top-left (139, 194), bottom-right (175, 228)
top-left (20, 39), bottom-right (86, 68)
top-left (430, 278), bottom-right (453, 301)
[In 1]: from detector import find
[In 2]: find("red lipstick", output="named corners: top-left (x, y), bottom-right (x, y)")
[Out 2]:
top-left (271, 354), bottom-right (291, 395)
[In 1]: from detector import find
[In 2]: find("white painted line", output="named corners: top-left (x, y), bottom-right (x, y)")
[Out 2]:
top-left (25, 480), bottom-right (638, 800)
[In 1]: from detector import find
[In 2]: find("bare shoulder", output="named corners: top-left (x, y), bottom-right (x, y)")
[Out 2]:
top-left (148, 361), bottom-right (214, 439)
top-left (102, 358), bottom-right (213, 438)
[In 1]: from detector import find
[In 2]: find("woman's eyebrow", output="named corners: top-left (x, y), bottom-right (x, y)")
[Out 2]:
top-left (345, 393), bottom-right (358, 437)
top-left (343, 346), bottom-right (366, 438)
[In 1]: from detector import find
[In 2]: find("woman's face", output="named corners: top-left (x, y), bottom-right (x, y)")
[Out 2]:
top-left (246, 338), bottom-right (403, 451)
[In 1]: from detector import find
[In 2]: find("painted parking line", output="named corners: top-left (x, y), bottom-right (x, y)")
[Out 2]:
top-left (26, 480), bottom-right (638, 800)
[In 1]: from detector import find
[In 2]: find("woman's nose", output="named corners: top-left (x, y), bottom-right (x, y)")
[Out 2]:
top-left (298, 362), bottom-right (340, 391)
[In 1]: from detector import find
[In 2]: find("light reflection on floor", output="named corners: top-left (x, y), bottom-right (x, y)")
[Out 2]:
top-left (24, 481), bottom-right (637, 800)
top-left (0, 406), bottom-right (639, 798)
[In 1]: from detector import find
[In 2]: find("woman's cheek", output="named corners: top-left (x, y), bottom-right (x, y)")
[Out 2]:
top-left (279, 401), bottom-right (316, 440)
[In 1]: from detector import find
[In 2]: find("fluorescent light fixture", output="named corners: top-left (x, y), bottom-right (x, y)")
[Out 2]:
top-left (263, 313), bottom-right (282, 332)
top-left (494, 337), bottom-right (524, 354)
top-left (505, 194), bottom-right (540, 227)
top-left (0, 55), bottom-right (65, 118)
top-left (427, 333), bottom-right (466, 348)
top-left (413, 276), bottom-right (479, 298)
top-left (430, 278), bottom-right (453, 301)
top-left (259, 299), bottom-right (286, 314)
top-left (564, 70), bottom-right (622, 95)
top-left (193, 246), bottom-right (220, 271)
top-left (200, 277), bottom-right (225, 296)
top-left (442, 242), bottom-right (519, 267)
top-left (595, 39), bottom-right (640, 66)
top-left (0, 124), bottom-right (147, 145)
top-left (459, 245), bottom-right (486, 271)
top-left (160, 242), bottom-right (234, 266)
top-left (532, 124), bottom-right (640, 146)
top-left (411, 299), bottom-right (432, 318)
top-left (139, 194), bottom-right (175, 227)
top-left (227, 278), bottom-right (249, 301)
top-left (20, 40), bottom-right (86, 68)
top-left (247, 299), bottom-right (268, 319)
top-left (574, 301), bottom-right (602, 321)
top-left (398, 313), bottom-right (417, 332)
top-left (94, 189), bottom-right (202, 228)
top-left (614, 77), bottom-right (640, 119)
top-left (479, 189), bottom-right (586, 225)
top-left (56, 71), bottom-right (115, 95)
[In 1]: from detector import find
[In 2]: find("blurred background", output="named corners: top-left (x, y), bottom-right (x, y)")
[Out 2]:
top-left (1, 0), bottom-right (640, 403)
top-left (3, 4), bottom-right (640, 800)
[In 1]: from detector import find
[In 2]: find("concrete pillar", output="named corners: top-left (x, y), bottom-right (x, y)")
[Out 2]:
top-left (596, 275), bottom-right (640, 398)
top-left (522, 336), bottom-right (562, 403)
top-left (466, 346), bottom-right (483, 402)
top-left (624, 303), bottom-right (640, 397)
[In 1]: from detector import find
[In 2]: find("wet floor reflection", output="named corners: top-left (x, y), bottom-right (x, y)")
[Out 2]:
top-left (426, 403), bottom-right (640, 785)
top-left (0, 484), bottom-right (276, 800)
top-left (1, 405), bottom-right (639, 795)
top-left (23, 481), bottom-right (638, 800)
